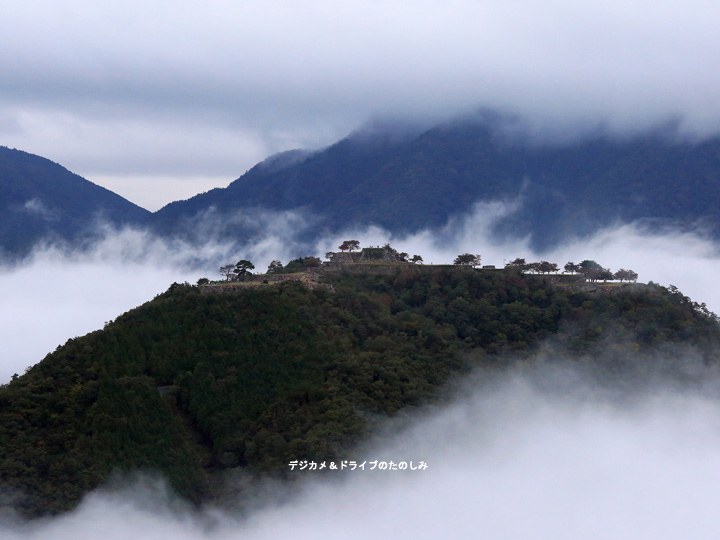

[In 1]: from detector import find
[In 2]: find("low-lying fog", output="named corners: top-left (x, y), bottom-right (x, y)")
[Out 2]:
top-left (2, 202), bottom-right (719, 383)
top-left (3, 361), bottom-right (720, 539)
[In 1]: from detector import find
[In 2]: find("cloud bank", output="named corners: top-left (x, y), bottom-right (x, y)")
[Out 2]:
top-left (318, 201), bottom-right (720, 315)
top-left (2, 200), bottom-right (720, 384)
top-left (2, 0), bottom-right (720, 208)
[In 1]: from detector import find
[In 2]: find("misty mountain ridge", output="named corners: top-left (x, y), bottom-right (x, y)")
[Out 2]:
top-left (4, 114), bottom-right (720, 258)
top-left (0, 147), bottom-right (150, 259)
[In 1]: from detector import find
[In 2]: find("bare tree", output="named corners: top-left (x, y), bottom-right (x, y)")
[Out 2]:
top-left (220, 264), bottom-right (235, 281)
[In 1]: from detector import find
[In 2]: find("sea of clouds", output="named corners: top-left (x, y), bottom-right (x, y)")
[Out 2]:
top-left (3, 360), bottom-right (720, 538)
top-left (4, 1), bottom-right (720, 532)
top-left (2, 203), bottom-right (720, 537)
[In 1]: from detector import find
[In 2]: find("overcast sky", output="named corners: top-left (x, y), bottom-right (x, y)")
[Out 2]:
top-left (2, 0), bottom-right (720, 210)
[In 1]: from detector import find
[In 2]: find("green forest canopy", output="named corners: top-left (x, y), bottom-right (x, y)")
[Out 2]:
top-left (0, 268), bottom-right (716, 517)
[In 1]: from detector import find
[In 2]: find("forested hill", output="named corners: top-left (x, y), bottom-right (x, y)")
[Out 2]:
top-left (0, 147), bottom-right (150, 258)
top-left (1, 268), bottom-right (718, 517)
top-left (152, 120), bottom-right (720, 250)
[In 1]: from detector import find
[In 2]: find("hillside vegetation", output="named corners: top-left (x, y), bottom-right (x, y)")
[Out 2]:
top-left (0, 268), bottom-right (718, 517)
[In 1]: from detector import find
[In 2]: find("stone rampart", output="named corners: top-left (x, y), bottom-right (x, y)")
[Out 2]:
top-left (200, 265), bottom-right (616, 295)
top-left (200, 272), bottom-right (320, 293)
top-left (531, 273), bottom-right (586, 284)
top-left (321, 262), bottom-right (407, 275)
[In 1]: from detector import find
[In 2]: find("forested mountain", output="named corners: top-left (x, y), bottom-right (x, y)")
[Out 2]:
top-left (1, 268), bottom-right (718, 517)
top-left (5, 116), bottom-right (720, 257)
top-left (0, 147), bottom-right (150, 258)
top-left (152, 119), bottom-right (720, 250)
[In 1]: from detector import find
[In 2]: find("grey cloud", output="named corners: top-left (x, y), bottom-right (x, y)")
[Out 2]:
top-left (3, 1), bottom-right (720, 209)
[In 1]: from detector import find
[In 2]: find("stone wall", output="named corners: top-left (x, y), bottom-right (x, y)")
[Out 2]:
top-left (320, 262), bottom-right (406, 275)
top-left (532, 273), bottom-right (586, 284)
top-left (327, 252), bottom-right (362, 263)
top-left (201, 265), bottom-right (608, 295)
top-left (200, 272), bottom-right (320, 293)
top-left (319, 262), bottom-right (473, 276)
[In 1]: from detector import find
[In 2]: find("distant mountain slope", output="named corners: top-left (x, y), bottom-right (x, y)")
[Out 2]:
top-left (0, 147), bottom-right (150, 258)
top-left (6, 116), bottom-right (720, 258)
top-left (152, 120), bottom-right (720, 250)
